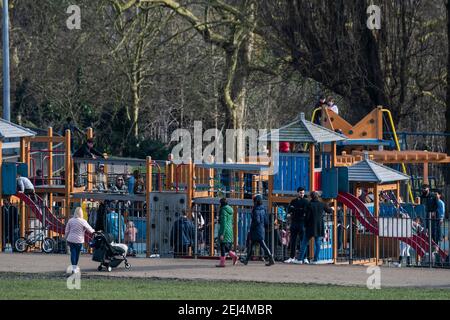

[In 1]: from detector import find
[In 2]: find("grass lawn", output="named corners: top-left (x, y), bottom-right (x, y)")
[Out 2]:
top-left (0, 273), bottom-right (449, 300)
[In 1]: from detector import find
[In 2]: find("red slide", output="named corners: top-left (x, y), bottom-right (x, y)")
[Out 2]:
top-left (337, 192), bottom-right (431, 258)
top-left (16, 193), bottom-right (92, 242)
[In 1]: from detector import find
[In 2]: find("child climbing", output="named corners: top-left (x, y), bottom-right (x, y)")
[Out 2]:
top-left (216, 198), bottom-right (238, 267)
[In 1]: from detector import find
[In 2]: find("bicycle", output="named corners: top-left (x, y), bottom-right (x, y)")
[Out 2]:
top-left (15, 227), bottom-right (55, 253)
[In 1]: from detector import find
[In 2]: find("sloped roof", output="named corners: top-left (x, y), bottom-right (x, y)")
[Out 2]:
top-left (0, 118), bottom-right (36, 139)
top-left (259, 113), bottom-right (347, 143)
top-left (348, 155), bottom-right (410, 184)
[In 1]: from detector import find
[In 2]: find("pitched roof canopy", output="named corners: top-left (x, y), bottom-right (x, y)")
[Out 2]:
top-left (0, 118), bottom-right (36, 139)
top-left (348, 153), bottom-right (410, 184)
top-left (259, 113), bottom-right (347, 143)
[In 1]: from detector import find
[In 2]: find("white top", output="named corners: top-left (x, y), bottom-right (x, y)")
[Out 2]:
top-left (65, 217), bottom-right (95, 244)
top-left (328, 104), bottom-right (339, 114)
top-left (17, 177), bottom-right (34, 192)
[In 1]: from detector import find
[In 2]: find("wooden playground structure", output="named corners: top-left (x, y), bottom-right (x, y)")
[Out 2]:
top-left (1, 106), bottom-right (449, 265)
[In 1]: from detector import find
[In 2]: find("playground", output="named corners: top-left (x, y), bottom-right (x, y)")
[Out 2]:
top-left (1, 105), bottom-right (450, 302)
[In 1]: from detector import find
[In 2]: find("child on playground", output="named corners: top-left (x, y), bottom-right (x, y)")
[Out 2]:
top-left (124, 221), bottom-right (138, 256)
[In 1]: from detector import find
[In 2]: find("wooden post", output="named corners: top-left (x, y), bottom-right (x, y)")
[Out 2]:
top-left (47, 128), bottom-right (54, 238)
top-left (146, 156), bottom-right (152, 258)
top-left (47, 127), bottom-right (53, 210)
top-left (187, 160), bottom-right (194, 218)
top-left (331, 141), bottom-right (337, 166)
top-left (22, 138), bottom-right (30, 236)
top-left (25, 138), bottom-right (31, 177)
top-left (165, 158), bottom-right (171, 191)
top-left (239, 171), bottom-right (244, 199)
top-left (20, 138), bottom-right (26, 237)
top-left (309, 143), bottom-right (315, 192)
top-left (65, 130), bottom-right (71, 220)
top-left (251, 175), bottom-right (257, 195)
top-left (86, 128), bottom-right (94, 192)
top-left (343, 204), bottom-right (347, 253)
top-left (233, 206), bottom-right (238, 251)
top-left (209, 166), bottom-right (214, 197)
top-left (333, 199), bottom-right (338, 263)
top-left (309, 143), bottom-right (316, 259)
top-left (423, 162), bottom-right (429, 185)
top-left (374, 183), bottom-right (379, 265)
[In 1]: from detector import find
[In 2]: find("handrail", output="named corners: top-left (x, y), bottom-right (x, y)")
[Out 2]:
top-left (311, 107), bottom-right (322, 124)
top-left (381, 108), bottom-right (414, 203)
top-left (304, 107), bottom-right (323, 150)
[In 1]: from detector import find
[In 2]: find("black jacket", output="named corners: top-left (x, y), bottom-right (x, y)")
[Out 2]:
top-left (288, 197), bottom-right (309, 224)
top-left (249, 205), bottom-right (269, 241)
top-left (420, 192), bottom-right (438, 213)
top-left (304, 199), bottom-right (333, 238)
top-left (95, 203), bottom-right (106, 232)
top-left (73, 143), bottom-right (104, 158)
top-left (170, 217), bottom-right (195, 250)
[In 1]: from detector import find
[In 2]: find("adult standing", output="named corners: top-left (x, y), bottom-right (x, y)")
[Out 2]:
top-left (65, 207), bottom-right (95, 273)
top-left (435, 190), bottom-right (445, 244)
top-left (216, 198), bottom-right (238, 267)
top-left (294, 191), bottom-right (333, 264)
top-left (420, 184), bottom-right (438, 243)
top-left (240, 195), bottom-right (275, 266)
top-left (170, 211), bottom-right (195, 256)
top-left (284, 187), bottom-right (309, 263)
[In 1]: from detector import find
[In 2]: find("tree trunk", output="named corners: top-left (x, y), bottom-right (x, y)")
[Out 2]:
top-left (446, 1), bottom-right (450, 182)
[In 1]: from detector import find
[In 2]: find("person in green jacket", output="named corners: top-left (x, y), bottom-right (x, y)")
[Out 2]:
top-left (216, 198), bottom-right (238, 267)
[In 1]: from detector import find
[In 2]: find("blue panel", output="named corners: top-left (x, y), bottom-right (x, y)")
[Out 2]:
top-left (2, 162), bottom-right (17, 195)
top-left (317, 221), bottom-right (333, 262)
top-left (337, 167), bottom-right (349, 193)
top-left (305, 157), bottom-right (310, 192)
top-left (321, 168), bottom-right (338, 199)
top-left (17, 162), bottom-right (28, 177)
top-left (273, 154), bottom-right (310, 193)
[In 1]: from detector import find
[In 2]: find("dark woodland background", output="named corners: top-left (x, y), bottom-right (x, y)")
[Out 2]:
top-left (1, 0), bottom-right (449, 161)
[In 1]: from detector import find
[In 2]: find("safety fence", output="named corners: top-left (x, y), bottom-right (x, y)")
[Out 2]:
top-left (1, 199), bottom-right (449, 268)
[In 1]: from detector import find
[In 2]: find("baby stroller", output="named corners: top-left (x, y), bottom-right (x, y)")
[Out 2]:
top-left (91, 231), bottom-right (131, 272)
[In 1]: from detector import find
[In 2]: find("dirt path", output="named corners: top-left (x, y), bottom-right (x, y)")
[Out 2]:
top-left (1, 253), bottom-right (449, 288)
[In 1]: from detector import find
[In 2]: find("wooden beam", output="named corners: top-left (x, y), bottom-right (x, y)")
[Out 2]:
top-left (146, 156), bottom-right (152, 258)
top-left (377, 184), bottom-right (399, 192)
top-left (29, 136), bottom-right (65, 143)
top-left (65, 130), bottom-right (71, 220)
